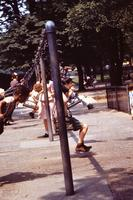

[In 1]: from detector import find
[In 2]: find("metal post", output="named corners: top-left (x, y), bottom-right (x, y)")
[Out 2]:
top-left (45, 20), bottom-right (74, 196)
top-left (40, 56), bottom-right (54, 141)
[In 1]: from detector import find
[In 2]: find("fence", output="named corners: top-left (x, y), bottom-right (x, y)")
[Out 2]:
top-left (106, 85), bottom-right (132, 114)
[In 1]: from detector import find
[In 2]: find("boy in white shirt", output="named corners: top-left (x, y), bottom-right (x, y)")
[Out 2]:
top-left (62, 78), bottom-right (92, 153)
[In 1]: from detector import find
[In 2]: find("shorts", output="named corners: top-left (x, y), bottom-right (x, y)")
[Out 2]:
top-left (54, 116), bottom-right (83, 132)
top-left (65, 116), bottom-right (83, 131)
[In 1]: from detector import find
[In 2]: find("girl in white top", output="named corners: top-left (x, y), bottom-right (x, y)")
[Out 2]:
top-left (28, 82), bottom-right (42, 118)
top-left (37, 80), bottom-right (55, 137)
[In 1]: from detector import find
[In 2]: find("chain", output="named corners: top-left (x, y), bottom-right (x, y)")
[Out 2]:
top-left (3, 29), bottom-right (49, 97)
top-left (23, 29), bottom-right (48, 86)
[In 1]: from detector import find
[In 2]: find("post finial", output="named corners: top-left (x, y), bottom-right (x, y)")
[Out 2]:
top-left (45, 20), bottom-right (55, 33)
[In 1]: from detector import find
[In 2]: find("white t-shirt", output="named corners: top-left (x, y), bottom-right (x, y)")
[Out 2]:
top-left (4, 96), bottom-right (14, 104)
top-left (28, 90), bottom-right (39, 104)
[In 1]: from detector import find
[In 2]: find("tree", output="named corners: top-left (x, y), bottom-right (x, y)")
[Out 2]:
top-left (63, 1), bottom-right (109, 89)
top-left (0, 0), bottom-right (69, 72)
top-left (0, 15), bottom-right (44, 70)
top-left (0, 0), bottom-right (28, 31)
top-left (64, 0), bottom-right (133, 87)
top-left (0, 0), bottom-right (133, 89)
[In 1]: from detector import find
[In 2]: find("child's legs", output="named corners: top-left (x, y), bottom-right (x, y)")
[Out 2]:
top-left (70, 117), bottom-right (88, 144)
top-left (43, 119), bottom-right (48, 132)
top-left (78, 124), bottom-right (88, 144)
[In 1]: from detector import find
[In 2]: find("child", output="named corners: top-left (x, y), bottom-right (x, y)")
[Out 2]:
top-left (28, 82), bottom-right (43, 119)
top-left (37, 80), bottom-right (55, 137)
top-left (62, 78), bottom-right (92, 152)
top-left (0, 85), bottom-right (30, 134)
top-left (10, 72), bottom-right (19, 88)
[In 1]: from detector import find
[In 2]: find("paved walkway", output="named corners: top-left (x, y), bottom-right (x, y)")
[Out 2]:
top-left (0, 90), bottom-right (133, 200)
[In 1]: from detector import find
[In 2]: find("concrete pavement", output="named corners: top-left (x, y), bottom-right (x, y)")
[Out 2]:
top-left (0, 90), bottom-right (133, 200)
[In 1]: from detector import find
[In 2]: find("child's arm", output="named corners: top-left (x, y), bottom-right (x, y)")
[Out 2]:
top-left (0, 100), bottom-right (15, 119)
top-left (0, 101), bottom-right (6, 119)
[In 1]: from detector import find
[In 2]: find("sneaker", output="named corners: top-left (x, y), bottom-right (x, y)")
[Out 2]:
top-left (37, 133), bottom-right (49, 139)
top-left (83, 144), bottom-right (92, 151)
top-left (4, 121), bottom-right (13, 126)
top-left (42, 133), bottom-right (49, 138)
top-left (75, 143), bottom-right (92, 152)
top-left (87, 104), bottom-right (93, 109)
top-left (29, 112), bottom-right (35, 119)
top-left (9, 118), bottom-right (14, 122)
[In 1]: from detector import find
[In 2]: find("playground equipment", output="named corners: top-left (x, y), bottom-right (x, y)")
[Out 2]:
top-left (68, 91), bottom-right (96, 110)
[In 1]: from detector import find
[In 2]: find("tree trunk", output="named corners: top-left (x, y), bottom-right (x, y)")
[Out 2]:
top-left (109, 29), bottom-right (123, 86)
top-left (100, 63), bottom-right (104, 82)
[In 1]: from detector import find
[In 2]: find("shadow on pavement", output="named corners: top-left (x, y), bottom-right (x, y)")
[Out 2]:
top-left (11, 123), bottom-right (39, 129)
top-left (39, 155), bottom-right (113, 200)
top-left (0, 171), bottom-right (63, 187)
top-left (105, 168), bottom-right (133, 200)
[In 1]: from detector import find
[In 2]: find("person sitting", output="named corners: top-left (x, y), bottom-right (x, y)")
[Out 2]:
top-left (0, 88), bottom-right (5, 101)
top-left (10, 72), bottom-right (19, 88)
top-left (6, 72), bottom-right (19, 122)
top-left (61, 78), bottom-right (92, 153)
top-left (28, 82), bottom-right (43, 119)
top-left (0, 85), bottom-right (30, 133)
top-left (61, 77), bottom-right (75, 98)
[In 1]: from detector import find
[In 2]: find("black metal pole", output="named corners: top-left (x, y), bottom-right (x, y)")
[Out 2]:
top-left (40, 56), bottom-right (54, 141)
top-left (45, 20), bottom-right (74, 196)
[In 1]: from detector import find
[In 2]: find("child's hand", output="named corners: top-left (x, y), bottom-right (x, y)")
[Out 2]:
top-left (34, 105), bottom-right (38, 111)
top-left (0, 113), bottom-right (4, 119)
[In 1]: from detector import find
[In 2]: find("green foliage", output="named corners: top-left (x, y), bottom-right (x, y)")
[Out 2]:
top-left (0, 0), bottom-right (27, 32)
top-left (65, 1), bottom-right (108, 47)
top-left (110, 1), bottom-right (133, 55)
top-left (0, 0), bottom-right (132, 76)
top-left (64, 0), bottom-right (133, 49)
top-left (0, 0), bottom-right (69, 70)
top-left (0, 15), bottom-right (43, 70)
